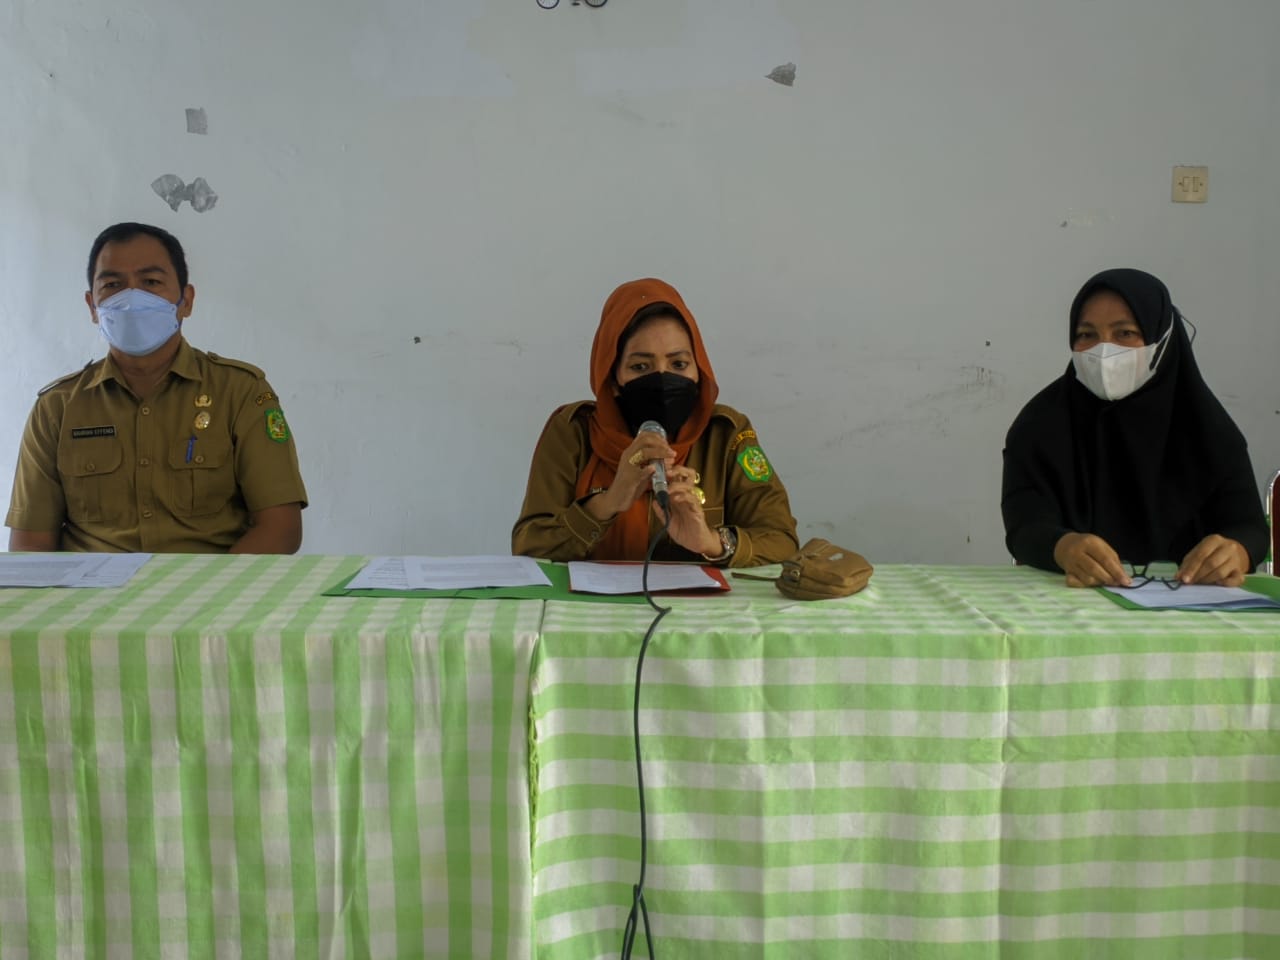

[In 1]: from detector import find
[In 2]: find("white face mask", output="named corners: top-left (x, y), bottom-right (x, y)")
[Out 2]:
top-left (1071, 323), bottom-right (1172, 401)
top-left (95, 287), bottom-right (182, 356)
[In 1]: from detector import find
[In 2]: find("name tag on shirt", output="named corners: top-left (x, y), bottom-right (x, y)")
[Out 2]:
top-left (71, 426), bottom-right (117, 439)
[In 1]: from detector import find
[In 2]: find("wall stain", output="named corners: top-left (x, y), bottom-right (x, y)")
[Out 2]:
top-left (151, 175), bottom-right (218, 213)
top-left (604, 99), bottom-right (677, 128)
top-left (1059, 210), bottom-right (1112, 229)
top-left (819, 363), bottom-right (1006, 451)
top-left (766, 62), bottom-right (796, 87)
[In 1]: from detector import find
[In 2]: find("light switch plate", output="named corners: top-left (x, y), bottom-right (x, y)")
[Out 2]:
top-left (1172, 166), bottom-right (1208, 203)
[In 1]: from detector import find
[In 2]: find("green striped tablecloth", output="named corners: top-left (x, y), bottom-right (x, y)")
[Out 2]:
top-left (0, 553), bottom-right (540, 960)
top-left (529, 565), bottom-right (1280, 959)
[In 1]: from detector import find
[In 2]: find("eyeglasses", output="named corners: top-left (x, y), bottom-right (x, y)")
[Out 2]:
top-left (1116, 562), bottom-right (1183, 591)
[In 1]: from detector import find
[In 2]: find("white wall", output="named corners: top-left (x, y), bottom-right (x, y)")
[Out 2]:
top-left (3, 0), bottom-right (1278, 561)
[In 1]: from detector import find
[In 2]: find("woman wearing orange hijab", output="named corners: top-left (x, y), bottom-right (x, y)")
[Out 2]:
top-left (512, 278), bottom-right (798, 566)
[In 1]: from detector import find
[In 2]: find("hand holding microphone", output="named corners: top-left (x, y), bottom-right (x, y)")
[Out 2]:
top-left (582, 418), bottom-right (722, 556)
top-left (636, 420), bottom-right (670, 509)
top-left (636, 421), bottom-right (722, 558)
top-left (584, 421), bottom-right (675, 522)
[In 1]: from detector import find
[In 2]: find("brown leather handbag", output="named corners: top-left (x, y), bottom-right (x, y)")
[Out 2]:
top-left (777, 538), bottom-right (874, 600)
top-left (737, 538), bottom-right (874, 599)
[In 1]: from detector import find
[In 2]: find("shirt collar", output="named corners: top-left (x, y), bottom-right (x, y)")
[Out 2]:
top-left (85, 336), bottom-right (199, 389)
top-left (167, 337), bottom-right (201, 382)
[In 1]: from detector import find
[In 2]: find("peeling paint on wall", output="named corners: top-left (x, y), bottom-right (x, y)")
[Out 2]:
top-left (187, 179), bottom-right (218, 212)
top-left (1058, 210), bottom-right (1112, 229)
top-left (766, 63), bottom-right (796, 86)
top-left (185, 108), bottom-right (208, 134)
top-left (151, 175), bottom-right (219, 213)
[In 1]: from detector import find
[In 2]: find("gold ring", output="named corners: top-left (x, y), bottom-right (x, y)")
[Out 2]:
top-left (692, 470), bottom-right (701, 484)
top-left (628, 451), bottom-right (646, 466)
top-left (693, 485), bottom-right (705, 505)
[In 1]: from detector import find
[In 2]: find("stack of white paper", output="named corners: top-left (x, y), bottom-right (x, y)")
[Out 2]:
top-left (347, 555), bottom-right (552, 591)
top-left (1104, 581), bottom-right (1280, 611)
top-left (567, 562), bottom-right (722, 595)
top-left (0, 553), bottom-right (152, 588)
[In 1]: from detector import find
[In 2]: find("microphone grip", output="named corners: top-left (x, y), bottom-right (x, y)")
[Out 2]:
top-left (650, 463), bottom-right (670, 496)
top-left (637, 420), bottom-right (671, 508)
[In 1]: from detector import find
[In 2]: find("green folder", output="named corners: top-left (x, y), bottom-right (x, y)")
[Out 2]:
top-left (322, 560), bottom-right (647, 603)
top-left (1098, 573), bottom-right (1280, 611)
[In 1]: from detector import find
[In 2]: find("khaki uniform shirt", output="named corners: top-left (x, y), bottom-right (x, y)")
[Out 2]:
top-left (6, 339), bottom-right (307, 553)
top-left (512, 402), bottom-right (798, 567)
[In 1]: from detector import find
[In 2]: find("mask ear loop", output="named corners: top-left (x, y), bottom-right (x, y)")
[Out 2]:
top-left (1146, 310), bottom-right (1183, 371)
top-left (1175, 307), bottom-right (1197, 345)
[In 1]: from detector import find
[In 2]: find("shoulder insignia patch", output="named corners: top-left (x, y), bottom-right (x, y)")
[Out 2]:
top-left (206, 352), bottom-right (266, 379)
top-left (265, 408), bottom-right (291, 443)
top-left (737, 444), bottom-right (774, 483)
top-left (255, 390), bottom-right (278, 406)
top-left (556, 400), bottom-right (594, 422)
top-left (38, 363), bottom-right (93, 396)
top-left (730, 428), bottom-right (758, 455)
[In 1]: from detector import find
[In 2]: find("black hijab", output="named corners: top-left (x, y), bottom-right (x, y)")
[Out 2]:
top-left (1002, 268), bottom-right (1267, 567)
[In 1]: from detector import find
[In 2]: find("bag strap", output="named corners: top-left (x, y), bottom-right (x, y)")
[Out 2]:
top-left (730, 571), bottom-right (778, 583)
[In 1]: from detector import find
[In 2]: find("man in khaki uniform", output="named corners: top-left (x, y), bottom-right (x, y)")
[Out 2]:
top-left (6, 222), bottom-right (307, 553)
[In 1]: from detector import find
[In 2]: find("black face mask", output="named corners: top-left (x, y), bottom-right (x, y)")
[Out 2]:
top-left (615, 371), bottom-right (700, 439)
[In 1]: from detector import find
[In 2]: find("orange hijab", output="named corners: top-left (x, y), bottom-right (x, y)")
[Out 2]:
top-left (574, 278), bottom-right (720, 559)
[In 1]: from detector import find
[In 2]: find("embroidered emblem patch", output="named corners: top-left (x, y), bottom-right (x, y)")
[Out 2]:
top-left (730, 428), bottom-right (758, 454)
top-left (737, 445), bottom-right (773, 483)
top-left (265, 408), bottom-right (290, 443)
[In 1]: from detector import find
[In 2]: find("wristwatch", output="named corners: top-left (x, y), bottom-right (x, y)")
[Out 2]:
top-left (701, 525), bottom-right (738, 563)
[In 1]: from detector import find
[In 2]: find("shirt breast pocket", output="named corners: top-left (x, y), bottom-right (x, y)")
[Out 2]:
top-left (168, 440), bottom-right (236, 518)
top-left (57, 441), bottom-right (126, 524)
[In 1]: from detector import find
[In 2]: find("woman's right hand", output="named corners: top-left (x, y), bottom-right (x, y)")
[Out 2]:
top-left (585, 433), bottom-right (675, 521)
top-left (1053, 532), bottom-right (1132, 588)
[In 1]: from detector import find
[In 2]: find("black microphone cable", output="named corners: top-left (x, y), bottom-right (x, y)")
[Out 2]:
top-left (620, 505), bottom-right (672, 960)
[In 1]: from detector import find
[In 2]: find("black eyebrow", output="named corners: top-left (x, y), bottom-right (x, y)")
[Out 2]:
top-left (94, 265), bottom-right (170, 281)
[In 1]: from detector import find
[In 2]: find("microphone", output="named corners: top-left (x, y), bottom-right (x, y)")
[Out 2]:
top-left (637, 420), bottom-right (669, 509)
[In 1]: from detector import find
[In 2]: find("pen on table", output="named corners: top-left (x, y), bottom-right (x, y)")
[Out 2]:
top-left (185, 436), bottom-right (196, 463)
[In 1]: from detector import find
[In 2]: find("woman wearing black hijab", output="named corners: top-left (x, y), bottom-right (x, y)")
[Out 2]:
top-left (1001, 268), bottom-right (1268, 588)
